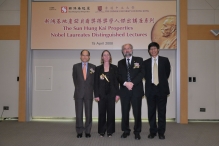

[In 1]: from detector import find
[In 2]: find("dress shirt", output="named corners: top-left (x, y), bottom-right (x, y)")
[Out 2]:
top-left (126, 56), bottom-right (132, 66)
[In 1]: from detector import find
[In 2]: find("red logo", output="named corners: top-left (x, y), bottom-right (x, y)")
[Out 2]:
top-left (97, 6), bottom-right (102, 12)
top-left (61, 6), bottom-right (67, 13)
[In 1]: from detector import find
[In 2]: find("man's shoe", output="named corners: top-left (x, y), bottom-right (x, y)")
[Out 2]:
top-left (159, 134), bottom-right (165, 140)
top-left (85, 133), bottom-right (91, 138)
top-left (148, 133), bottom-right (156, 139)
top-left (135, 133), bottom-right (141, 140)
top-left (121, 132), bottom-right (130, 138)
top-left (77, 133), bottom-right (82, 138)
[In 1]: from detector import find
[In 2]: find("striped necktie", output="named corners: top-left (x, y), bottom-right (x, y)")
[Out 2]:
top-left (127, 59), bottom-right (131, 82)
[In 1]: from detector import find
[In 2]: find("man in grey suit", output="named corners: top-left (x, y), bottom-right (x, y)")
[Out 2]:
top-left (72, 50), bottom-right (96, 138)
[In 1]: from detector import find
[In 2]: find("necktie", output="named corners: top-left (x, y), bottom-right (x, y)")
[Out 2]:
top-left (83, 63), bottom-right (86, 80)
top-left (127, 59), bottom-right (131, 82)
top-left (153, 59), bottom-right (159, 85)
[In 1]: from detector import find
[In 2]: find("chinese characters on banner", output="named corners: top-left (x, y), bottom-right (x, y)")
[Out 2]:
top-left (31, 2), bottom-right (176, 49)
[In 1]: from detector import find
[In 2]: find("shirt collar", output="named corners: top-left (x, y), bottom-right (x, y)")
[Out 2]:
top-left (151, 55), bottom-right (158, 60)
top-left (126, 56), bottom-right (132, 61)
top-left (82, 62), bottom-right (88, 66)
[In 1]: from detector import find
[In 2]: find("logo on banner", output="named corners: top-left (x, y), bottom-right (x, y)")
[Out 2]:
top-left (96, 6), bottom-right (104, 13)
top-left (61, 6), bottom-right (67, 13)
top-left (98, 6), bottom-right (102, 12)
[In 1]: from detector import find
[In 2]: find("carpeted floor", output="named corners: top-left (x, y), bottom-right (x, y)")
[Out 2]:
top-left (0, 120), bottom-right (219, 146)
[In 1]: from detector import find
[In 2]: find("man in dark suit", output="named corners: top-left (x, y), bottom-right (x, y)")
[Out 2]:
top-left (143, 42), bottom-right (171, 140)
top-left (118, 44), bottom-right (144, 140)
top-left (72, 50), bottom-right (96, 138)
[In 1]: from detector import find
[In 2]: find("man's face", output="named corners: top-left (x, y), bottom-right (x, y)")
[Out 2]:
top-left (80, 51), bottom-right (90, 62)
top-left (161, 19), bottom-right (174, 37)
top-left (122, 44), bottom-right (133, 58)
top-left (149, 46), bottom-right (159, 58)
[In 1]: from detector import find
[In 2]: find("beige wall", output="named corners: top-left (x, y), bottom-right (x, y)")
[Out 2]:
top-left (30, 0), bottom-right (177, 120)
top-left (188, 0), bottom-right (219, 119)
top-left (0, 0), bottom-right (20, 118)
top-left (0, 0), bottom-right (20, 25)
top-left (0, 0), bottom-right (187, 123)
top-left (2, 0), bottom-right (218, 122)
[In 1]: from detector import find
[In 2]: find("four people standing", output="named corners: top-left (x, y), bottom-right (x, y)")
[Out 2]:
top-left (94, 50), bottom-right (120, 137)
top-left (72, 42), bottom-right (171, 139)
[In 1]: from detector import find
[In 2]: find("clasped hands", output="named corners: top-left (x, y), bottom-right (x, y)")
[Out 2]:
top-left (95, 95), bottom-right (120, 102)
top-left (125, 82), bottom-right (134, 90)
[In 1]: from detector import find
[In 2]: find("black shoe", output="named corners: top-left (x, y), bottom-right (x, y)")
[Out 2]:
top-left (99, 133), bottom-right (105, 137)
top-left (85, 133), bottom-right (91, 138)
top-left (148, 133), bottom-right (156, 139)
top-left (121, 132), bottom-right (130, 138)
top-left (77, 133), bottom-right (82, 138)
top-left (107, 133), bottom-right (112, 137)
top-left (159, 134), bottom-right (165, 140)
top-left (135, 133), bottom-right (141, 140)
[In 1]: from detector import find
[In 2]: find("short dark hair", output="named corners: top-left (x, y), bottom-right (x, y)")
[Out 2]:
top-left (148, 42), bottom-right (160, 50)
top-left (148, 42), bottom-right (160, 56)
top-left (80, 50), bottom-right (90, 56)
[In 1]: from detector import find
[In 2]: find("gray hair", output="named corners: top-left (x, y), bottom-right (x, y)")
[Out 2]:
top-left (122, 44), bottom-right (133, 51)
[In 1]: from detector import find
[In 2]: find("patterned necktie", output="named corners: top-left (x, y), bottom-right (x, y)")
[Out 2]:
top-left (153, 59), bottom-right (159, 85)
top-left (83, 63), bottom-right (86, 80)
top-left (127, 59), bottom-right (131, 82)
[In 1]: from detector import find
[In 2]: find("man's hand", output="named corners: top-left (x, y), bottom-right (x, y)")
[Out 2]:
top-left (115, 95), bottom-right (120, 102)
top-left (95, 97), bottom-right (100, 102)
top-left (125, 82), bottom-right (134, 90)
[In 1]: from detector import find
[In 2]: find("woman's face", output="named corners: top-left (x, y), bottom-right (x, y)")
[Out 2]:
top-left (102, 51), bottom-right (111, 63)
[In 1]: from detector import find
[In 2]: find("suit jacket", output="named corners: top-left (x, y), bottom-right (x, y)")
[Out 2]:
top-left (144, 56), bottom-right (171, 97)
top-left (117, 56), bottom-right (144, 98)
top-left (94, 64), bottom-right (119, 98)
top-left (72, 63), bottom-right (96, 99)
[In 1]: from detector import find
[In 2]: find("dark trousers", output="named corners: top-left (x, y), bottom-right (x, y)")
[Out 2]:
top-left (146, 84), bottom-right (167, 135)
top-left (75, 98), bottom-right (93, 134)
top-left (98, 95), bottom-right (115, 134)
top-left (120, 91), bottom-right (142, 134)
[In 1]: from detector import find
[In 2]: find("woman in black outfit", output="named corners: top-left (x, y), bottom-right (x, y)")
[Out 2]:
top-left (94, 50), bottom-right (120, 137)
